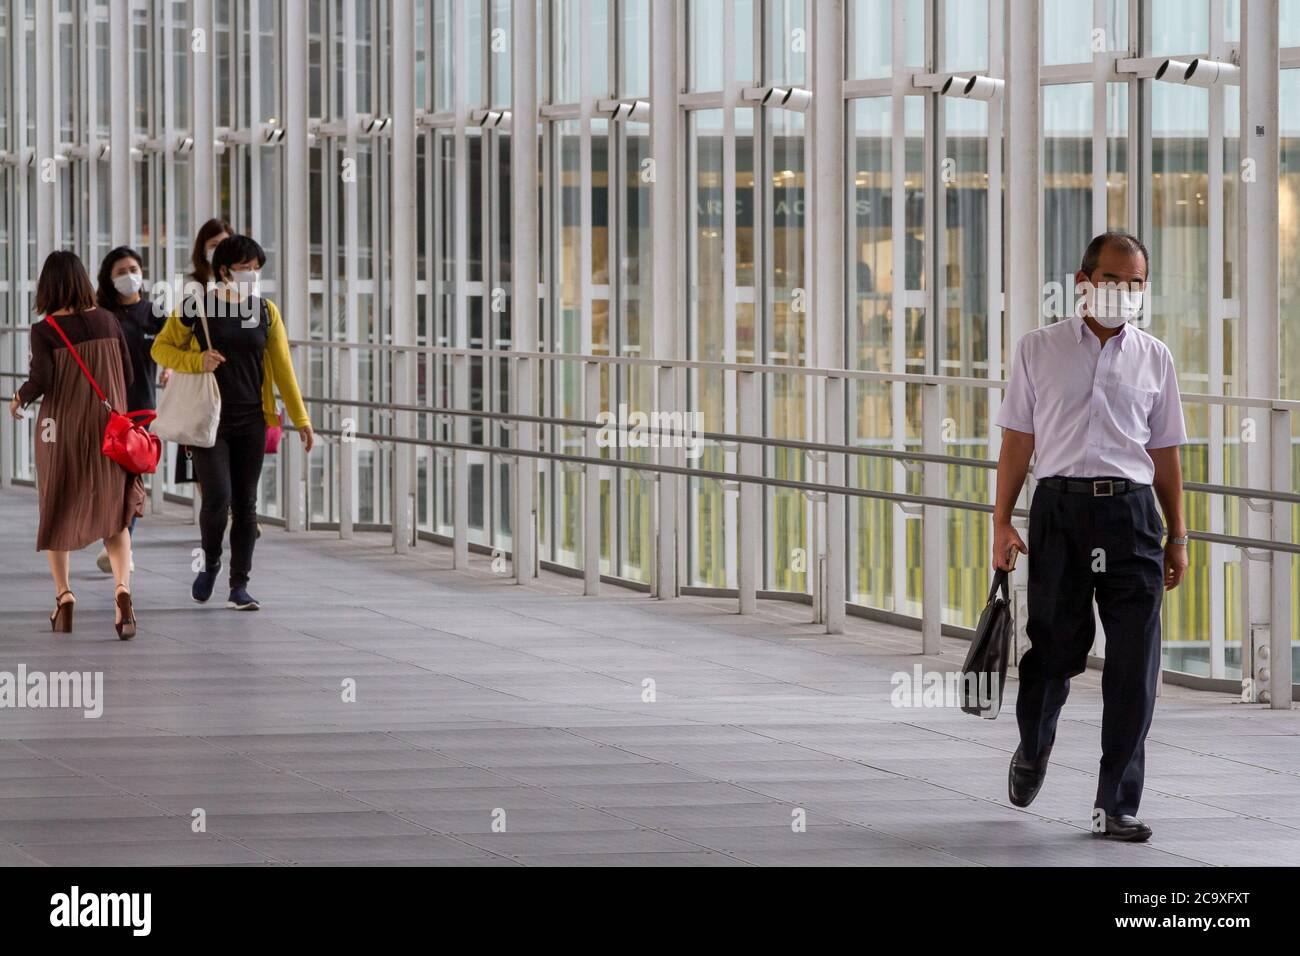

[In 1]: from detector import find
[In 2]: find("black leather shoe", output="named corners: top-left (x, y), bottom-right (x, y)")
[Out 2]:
top-left (1008, 744), bottom-right (1052, 807)
top-left (1091, 809), bottom-right (1152, 842)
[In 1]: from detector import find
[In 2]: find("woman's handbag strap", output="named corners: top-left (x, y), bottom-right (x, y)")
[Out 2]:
top-left (44, 315), bottom-right (111, 410)
top-left (190, 292), bottom-right (215, 351)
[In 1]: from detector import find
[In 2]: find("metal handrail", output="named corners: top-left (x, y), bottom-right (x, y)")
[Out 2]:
top-left (298, 394), bottom-right (999, 470)
top-left (303, 420), bottom-right (1300, 556)
top-left (4, 326), bottom-right (1300, 409)
top-left (311, 426), bottom-right (1029, 518)
top-left (288, 337), bottom-right (1005, 388)
top-left (297, 393), bottom-right (1300, 506)
top-left (284, 336), bottom-right (1300, 410)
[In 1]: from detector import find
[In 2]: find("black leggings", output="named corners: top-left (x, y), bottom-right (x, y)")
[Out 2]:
top-left (191, 425), bottom-right (266, 588)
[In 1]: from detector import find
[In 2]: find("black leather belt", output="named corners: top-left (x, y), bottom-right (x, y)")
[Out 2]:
top-left (1039, 476), bottom-right (1148, 497)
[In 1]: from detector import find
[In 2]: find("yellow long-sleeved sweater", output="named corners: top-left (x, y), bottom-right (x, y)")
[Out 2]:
top-left (150, 297), bottom-right (311, 429)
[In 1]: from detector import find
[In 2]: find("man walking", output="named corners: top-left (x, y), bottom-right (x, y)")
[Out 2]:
top-left (992, 232), bottom-right (1188, 842)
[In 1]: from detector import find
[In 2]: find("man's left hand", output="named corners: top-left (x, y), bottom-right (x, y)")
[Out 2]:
top-left (1163, 541), bottom-right (1188, 591)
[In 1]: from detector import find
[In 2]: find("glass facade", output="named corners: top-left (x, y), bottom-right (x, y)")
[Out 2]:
top-left (0, 0), bottom-right (1296, 691)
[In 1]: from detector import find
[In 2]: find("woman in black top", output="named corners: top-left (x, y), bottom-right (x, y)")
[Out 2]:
top-left (97, 247), bottom-right (164, 413)
top-left (152, 234), bottom-right (314, 611)
top-left (172, 217), bottom-right (232, 487)
top-left (92, 247), bottom-right (163, 574)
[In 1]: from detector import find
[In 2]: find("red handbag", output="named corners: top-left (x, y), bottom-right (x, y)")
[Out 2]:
top-left (265, 408), bottom-right (284, 454)
top-left (45, 315), bottom-right (162, 476)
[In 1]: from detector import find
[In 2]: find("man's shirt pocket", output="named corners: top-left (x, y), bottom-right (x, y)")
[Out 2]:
top-left (1104, 381), bottom-right (1156, 447)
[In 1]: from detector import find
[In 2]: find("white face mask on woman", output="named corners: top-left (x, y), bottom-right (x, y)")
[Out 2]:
top-left (229, 269), bottom-right (261, 301)
top-left (1083, 283), bottom-right (1146, 329)
top-left (113, 272), bottom-right (145, 297)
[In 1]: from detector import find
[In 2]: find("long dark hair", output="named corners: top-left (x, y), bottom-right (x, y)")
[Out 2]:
top-left (34, 251), bottom-right (97, 316)
top-left (189, 217), bottom-right (233, 285)
top-left (95, 246), bottom-right (145, 311)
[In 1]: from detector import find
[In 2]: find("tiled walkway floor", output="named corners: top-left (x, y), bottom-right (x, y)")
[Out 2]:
top-left (1, 486), bottom-right (1297, 866)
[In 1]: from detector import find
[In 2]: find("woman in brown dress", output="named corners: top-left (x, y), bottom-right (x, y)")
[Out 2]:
top-left (7, 251), bottom-right (146, 639)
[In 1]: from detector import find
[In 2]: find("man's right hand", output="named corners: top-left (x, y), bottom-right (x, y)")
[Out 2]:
top-left (201, 350), bottom-right (225, 373)
top-left (992, 521), bottom-right (1027, 571)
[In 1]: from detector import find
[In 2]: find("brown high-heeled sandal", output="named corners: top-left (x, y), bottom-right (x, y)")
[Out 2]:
top-left (114, 585), bottom-right (136, 641)
top-left (50, 590), bottom-right (75, 633)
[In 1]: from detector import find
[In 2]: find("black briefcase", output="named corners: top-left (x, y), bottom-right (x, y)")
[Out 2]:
top-left (960, 568), bottom-right (1014, 718)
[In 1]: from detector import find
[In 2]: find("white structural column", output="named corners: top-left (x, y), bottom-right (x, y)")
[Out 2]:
top-left (449, 0), bottom-right (469, 568)
top-left (1003, 0), bottom-right (1040, 660)
top-left (390, 0), bottom-right (416, 552)
top-left (649, 0), bottom-right (680, 599)
top-left (190, 0), bottom-right (215, 226)
top-left (339, 0), bottom-right (359, 540)
top-left (284, 0), bottom-right (309, 533)
top-left (813, 0), bottom-right (846, 634)
top-left (109, 0), bottom-right (131, 242)
top-left (512, 0), bottom-right (539, 583)
top-left (34, 0), bottom-right (54, 260)
top-left (3, 0), bottom-right (33, 487)
top-left (1239, 0), bottom-right (1288, 708)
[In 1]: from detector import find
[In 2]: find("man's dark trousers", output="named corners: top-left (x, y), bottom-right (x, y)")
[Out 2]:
top-left (1015, 478), bottom-right (1166, 816)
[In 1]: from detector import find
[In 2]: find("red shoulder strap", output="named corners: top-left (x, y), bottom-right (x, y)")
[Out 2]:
top-left (44, 315), bottom-right (110, 408)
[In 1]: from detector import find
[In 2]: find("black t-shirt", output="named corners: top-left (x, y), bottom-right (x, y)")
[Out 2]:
top-left (181, 293), bottom-right (268, 435)
top-left (114, 298), bottom-right (165, 412)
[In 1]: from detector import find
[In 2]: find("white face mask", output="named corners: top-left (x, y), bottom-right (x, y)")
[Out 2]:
top-left (113, 272), bottom-right (144, 297)
top-left (228, 269), bottom-right (261, 300)
top-left (1083, 283), bottom-right (1145, 329)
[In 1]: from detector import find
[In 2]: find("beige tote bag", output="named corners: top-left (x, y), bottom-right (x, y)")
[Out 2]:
top-left (151, 296), bottom-right (222, 448)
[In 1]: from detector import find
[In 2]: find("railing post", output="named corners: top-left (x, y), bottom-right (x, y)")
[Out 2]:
top-left (0, 337), bottom-right (12, 486)
top-left (583, 361), bottom-right (601, 595)
top-left (151, 446), bottom-right (165, 514)
top-left (655, 364), bottom-right (679, 599)
top-left (1270, 406), bottom-right (1293, 709)
top-left (921, 381), bottom-right (945, 654)
top-left (824, 375), bottom-right (846, 634)
top-left (338, 345), bottom-right (355, 539)
top-left (738, 370), bottom-right (761, 614)
top-left (452, 351), bottom-right (469, 568)
top-left (513, 355), bottom-right (537, 584)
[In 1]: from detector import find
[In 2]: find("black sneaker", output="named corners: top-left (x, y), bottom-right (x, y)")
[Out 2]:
top-left (192, 564), bottom-right (221, 603)
top-left (227, 586), bottom-right (260, 611)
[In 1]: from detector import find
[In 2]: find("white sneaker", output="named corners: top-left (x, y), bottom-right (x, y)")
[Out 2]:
top-left (96, 549), bottom-right (134, 572)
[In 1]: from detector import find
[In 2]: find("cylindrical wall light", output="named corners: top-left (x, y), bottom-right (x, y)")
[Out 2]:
top-left (1154, 57), bottom-right (1238, 86)
top-left (940, 75), bottom-right (970, 97)
top-left (1153, 58), bottom-right (1193, 82)
top-left (782, 88), bottom-right (812, 111)
top-left (1181, 57), bottom-right (1239, 86)
top-left (963, 75), bottom-right (1005, 100)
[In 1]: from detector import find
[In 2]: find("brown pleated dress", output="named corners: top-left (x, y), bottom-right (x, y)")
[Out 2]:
top-left (17, 309), bottom-right (146, 552)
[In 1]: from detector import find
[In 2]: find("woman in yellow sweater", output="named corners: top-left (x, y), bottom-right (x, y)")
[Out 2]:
top-left (151, 235), bottom-right (313, 610)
